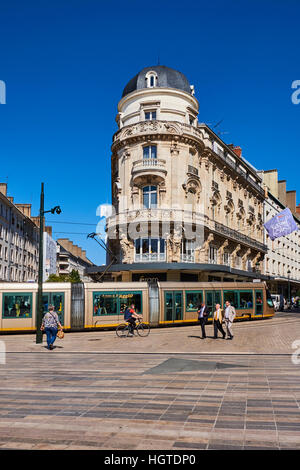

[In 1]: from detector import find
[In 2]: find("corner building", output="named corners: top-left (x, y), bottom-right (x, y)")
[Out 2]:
top-left (89, 66), bottom-right (268, 282)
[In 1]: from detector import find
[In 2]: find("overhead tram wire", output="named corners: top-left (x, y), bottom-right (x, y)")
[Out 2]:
top-left (52, 232), bottom-right (93, 235)
top-left (46, 220), bottom-right (97, 226)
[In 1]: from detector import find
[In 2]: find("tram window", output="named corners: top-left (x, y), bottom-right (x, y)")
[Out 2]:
top-left (93, 292), bottom-right (142, 316)
top-left (239, 291), bottom-right (253, 309)
top-left (186, 291), bottom-right (203, 311)
top-left (223, 291), bottom-right (238, 308)
top-left (266, 290), bottom-right (274, 308)
top-left (3, 293), bottom-right (32, 318)
top-left (93, 293), bottom-right (118, 316)
top-left (119, 292), bottom-right (142, 314)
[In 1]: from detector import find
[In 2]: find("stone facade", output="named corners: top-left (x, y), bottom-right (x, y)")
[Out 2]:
top-left (258, 169), bottom-right (300, 295)
top-left (104, 66), bottom-right (267, 281)
top-left (0, 183), bottom-right (39, 282)
top-left (56, 238), bottom-right (93, 281)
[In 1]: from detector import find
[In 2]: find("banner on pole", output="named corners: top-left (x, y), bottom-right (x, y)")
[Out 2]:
top-left (264, 207), bottom-right (298, 241)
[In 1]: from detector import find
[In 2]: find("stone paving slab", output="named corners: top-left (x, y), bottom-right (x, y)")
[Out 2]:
top-left (0, 312), bottom-right (300, 450)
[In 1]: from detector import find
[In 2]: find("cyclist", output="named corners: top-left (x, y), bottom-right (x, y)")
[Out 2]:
top-left (124, 303), bottom-right (142, 336)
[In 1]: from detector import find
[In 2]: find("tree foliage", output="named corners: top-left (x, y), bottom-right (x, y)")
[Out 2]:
top-left (46, 270), bottom-right (81, 283)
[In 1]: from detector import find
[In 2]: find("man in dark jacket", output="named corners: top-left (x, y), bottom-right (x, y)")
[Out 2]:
top-left (197, 302), bottom-right (210, 339)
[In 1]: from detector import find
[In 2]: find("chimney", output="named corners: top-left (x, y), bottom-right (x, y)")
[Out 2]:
top-left (7, 196), bottom-right (14, 204)
top-left (0, 183), bottom-right (7, 196)
top-left (228, 144), bottom-right (242, 158)
top-left (45, 226), bottom-right (53, 237)
top-left (15, 203), bottom-right (32, 218)
top-left (233, 146), bottom-right (242, 158)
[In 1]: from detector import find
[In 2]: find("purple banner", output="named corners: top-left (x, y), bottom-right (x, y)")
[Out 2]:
top-left (264, 207), bottom-right (298, 241)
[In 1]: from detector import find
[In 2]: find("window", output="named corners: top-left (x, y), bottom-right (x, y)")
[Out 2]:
top-left (42, 292), bottom-right (64, 325)
top-left (209, 245), bottom-right (218, 264)
top-left (2, 293), bottom-right (32, 318)
top-left (93, 291), bottom-right (142, 316)
top-left (135, 238), bottom-right (165, 262)
top-left (93, 293), bottom-right (118, 315)
top-left (181, 240), bottom-right (195, 262)
top-left (239, 291), bottom-right (253, 309)
top-left (143, 145), bottom-right (157, 159)
top-left (143, 186), bottom-right (157, 209)
top-left (266, 289), bottom-right (274, 308)
top-left (186, 291), bottom-right (203, 311)
top-left (145, 71), bottom-right (158, 88)
top-left (145, 110), bottom-right (156, 120)
top-left (223, 252), bottom-right (230, 265)
top-left (223, 291), bottom-right (239, 309)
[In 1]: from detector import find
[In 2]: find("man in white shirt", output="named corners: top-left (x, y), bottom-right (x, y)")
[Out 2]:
top-left (224, 300), bottom-right (236, 340)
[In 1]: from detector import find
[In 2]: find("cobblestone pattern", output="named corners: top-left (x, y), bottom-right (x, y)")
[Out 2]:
top-left (0, 313), bottom-right (300, 450)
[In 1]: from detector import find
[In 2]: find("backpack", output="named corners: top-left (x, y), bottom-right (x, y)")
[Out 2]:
top-left (124, 307), bottom-right (132, 320)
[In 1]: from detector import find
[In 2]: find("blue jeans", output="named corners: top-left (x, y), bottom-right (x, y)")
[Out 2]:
top-left (45, 327), bottom-right (58, 348)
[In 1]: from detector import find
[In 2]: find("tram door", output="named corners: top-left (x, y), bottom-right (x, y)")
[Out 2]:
top-left (42, 292), bottom-right (64, 326)
top-left (255, 290), bottom-right (263, 316)
top-left (164, 291), bottom-right (183, 322)
top-left (205, 290), bottom-right (222, 318)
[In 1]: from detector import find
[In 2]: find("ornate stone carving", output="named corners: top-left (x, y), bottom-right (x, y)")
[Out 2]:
top-left (170, 142), bottom-right (180, 156)
top-left (119, 234), bottom-right (133, 264)
top-left (182, 176), bottom-right (201, 201)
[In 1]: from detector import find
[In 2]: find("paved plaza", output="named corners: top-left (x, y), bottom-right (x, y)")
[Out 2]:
top-left (0, 312), bottom-right (300, 450)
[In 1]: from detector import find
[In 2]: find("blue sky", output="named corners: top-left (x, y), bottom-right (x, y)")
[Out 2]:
top-left (0, 0), bottom-right (299, 265)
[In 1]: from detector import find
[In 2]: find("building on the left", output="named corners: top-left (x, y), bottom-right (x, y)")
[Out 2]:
top-left (0, 183), bottom-right (39, 282)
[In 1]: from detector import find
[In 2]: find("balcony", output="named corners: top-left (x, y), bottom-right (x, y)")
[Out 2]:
top-left (214, 221), bottom-right (268, 253)
top-left (135, 253), bottom-right (166, 263)
top-left (181, 253), bottom-right (195, 263)
top-left (131, 158), bottom-right (167, 185)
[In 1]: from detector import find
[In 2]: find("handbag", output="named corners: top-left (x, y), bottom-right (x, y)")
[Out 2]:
top-left (57, 329), bottom-right (64, 339)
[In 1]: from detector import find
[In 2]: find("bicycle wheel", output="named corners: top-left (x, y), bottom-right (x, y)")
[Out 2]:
top-left (137, 323), bottom-right (150, 337)
top-left (116, 323), bottom-right (130, 338)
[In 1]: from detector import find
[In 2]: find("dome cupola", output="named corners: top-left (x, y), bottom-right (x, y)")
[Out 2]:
top-left (122, 65), bottom-right (193, 98)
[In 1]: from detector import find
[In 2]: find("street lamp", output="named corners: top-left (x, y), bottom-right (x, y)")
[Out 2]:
top-left (287, 269), bottom-right (291, 310)
top-left (36, 183), bottom-right (61, 344)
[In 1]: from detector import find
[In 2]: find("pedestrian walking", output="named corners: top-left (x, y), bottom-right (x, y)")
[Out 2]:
top-left (197, 302), bottom-right (210, 339)
top-left (224, 300), bottom-right (236, 340)
top-left (41, 305), bottom-right (63, 350)
top-left (213, 303), bottom-right (226, 339)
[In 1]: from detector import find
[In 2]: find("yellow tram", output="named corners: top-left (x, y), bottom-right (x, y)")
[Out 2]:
top-left (0, 281), bottom-right (274, 333)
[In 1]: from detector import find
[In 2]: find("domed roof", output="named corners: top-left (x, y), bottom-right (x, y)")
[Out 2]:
top-left (122, 65), bottom-right (192, 98)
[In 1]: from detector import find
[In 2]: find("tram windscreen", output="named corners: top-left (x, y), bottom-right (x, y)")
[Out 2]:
top-left (266, 289), bottom-right (274, 308)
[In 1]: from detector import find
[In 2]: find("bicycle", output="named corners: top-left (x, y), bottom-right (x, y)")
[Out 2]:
top-left (116, 318), bottom-right (150, 338)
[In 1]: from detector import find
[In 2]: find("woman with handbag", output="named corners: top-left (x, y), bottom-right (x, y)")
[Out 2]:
top-left (41, 305), bottom-right (63, 350)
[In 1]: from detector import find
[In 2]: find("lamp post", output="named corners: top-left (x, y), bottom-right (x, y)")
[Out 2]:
top-left (287, 269), bottom-right (291, 311)
top-left (36, 182), bottom-right (61, 344)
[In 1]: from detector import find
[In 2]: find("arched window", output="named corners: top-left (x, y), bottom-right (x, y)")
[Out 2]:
top-left (145, 71), bottom-right (158, 88)
top-left (143, 186), bottom-right (157, 209)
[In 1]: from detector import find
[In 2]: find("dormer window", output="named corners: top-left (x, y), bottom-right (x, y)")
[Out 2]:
top-left (145, 71), bottom-right (158, 88)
